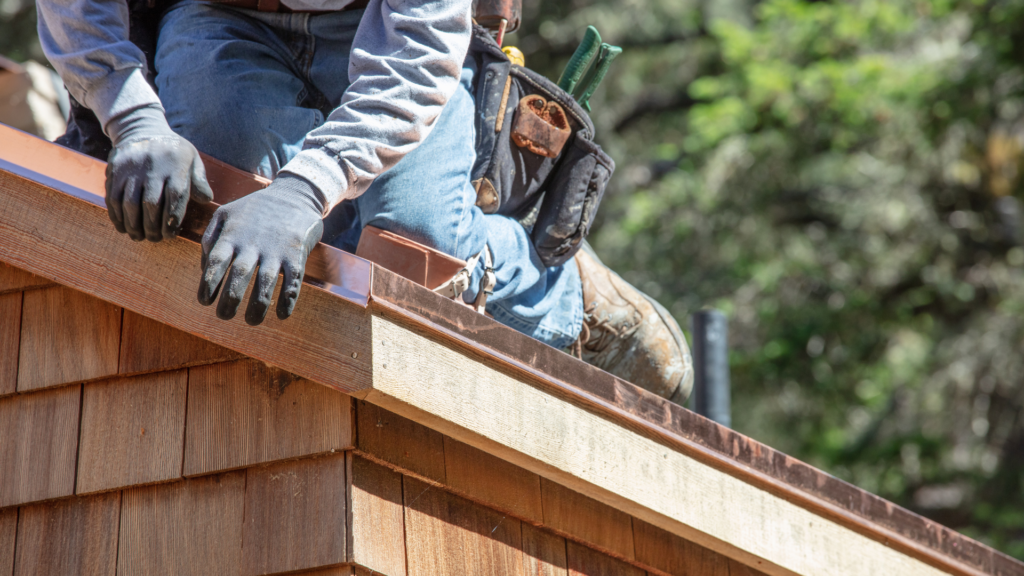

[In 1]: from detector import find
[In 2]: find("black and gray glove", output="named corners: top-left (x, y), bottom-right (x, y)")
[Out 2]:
top-left (105, 108), bottom-right (213, 241)
top-left (198, 174), bottom-right (326, 325)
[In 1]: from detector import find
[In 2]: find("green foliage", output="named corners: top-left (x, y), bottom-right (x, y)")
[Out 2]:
top-left (511, 0), bottom-right (1024, 558)
top-left (0, 0), bottom-right (41, 62)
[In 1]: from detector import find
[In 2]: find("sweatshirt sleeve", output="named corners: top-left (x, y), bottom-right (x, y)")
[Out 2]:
top-left (278, 0), bottom-right (474, 212)
top-left (35, 0), bottom-right (165, 139)
top-left (36, 0), bottom-right (166, 138)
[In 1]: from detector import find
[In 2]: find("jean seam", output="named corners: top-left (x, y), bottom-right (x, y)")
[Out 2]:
top-left (302, 14), bottom-right (315, 84)
top-left (453, 191), bottom-right (466, 260)
top-left (453, 80), bottom-right (475, 263)
top-left (488, 299), bottom-right (580, 350)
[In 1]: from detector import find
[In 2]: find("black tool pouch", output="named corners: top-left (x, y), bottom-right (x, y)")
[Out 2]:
top-left (468, 25), bottom-right (615, 267)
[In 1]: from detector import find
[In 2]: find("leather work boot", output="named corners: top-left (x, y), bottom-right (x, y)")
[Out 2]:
top-left (573, 244), bottom-right (694, 402)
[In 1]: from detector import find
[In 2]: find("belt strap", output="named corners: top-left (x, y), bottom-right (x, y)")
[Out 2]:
top-left (433, 245), bottom-right (495, 315)
top-left (257, 0), bottom-right (280, 12)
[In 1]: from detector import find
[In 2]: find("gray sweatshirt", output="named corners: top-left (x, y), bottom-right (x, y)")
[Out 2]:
top-left (36, 0), bottom-right (473, 212)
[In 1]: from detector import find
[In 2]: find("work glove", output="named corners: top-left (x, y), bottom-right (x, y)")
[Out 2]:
top-left (198, 174), bottom-right (326, 326)
top-left (105, 107), bottom-right (214, 242)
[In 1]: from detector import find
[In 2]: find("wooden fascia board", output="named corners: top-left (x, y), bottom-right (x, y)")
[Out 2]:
top-left (361, 310), bottom-right (965, 576)
top-left (368, 269), bottom-right (1020, 576)
top-left (0, 124), bottom-right (372, 307)
top-left (0, 153), bottom-right (373, 394)
top-left (0, 123), bottom-right (1018, 576)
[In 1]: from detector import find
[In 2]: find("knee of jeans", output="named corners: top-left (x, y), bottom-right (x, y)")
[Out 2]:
top-left (165, 102), bottom-right (271, 173)
top-left (157, 0), bottom-right (200, 34)
top-left (166, 92), bottom-right (319, 176)
top-left (156, 3), bottom-right (313, 175)
top-left (362, 204), bottom-right (486, 261)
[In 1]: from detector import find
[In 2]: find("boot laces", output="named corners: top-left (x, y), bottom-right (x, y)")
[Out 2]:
top-left (577, 302), bottom-right (641, 357)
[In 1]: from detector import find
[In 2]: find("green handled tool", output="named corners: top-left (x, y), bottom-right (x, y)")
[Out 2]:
top-left (573, 43), bottom-right (622, 112)
top-left (556, 26), bottom-right (623, 112)
top-left (557, 26), bottom-right (602, 95)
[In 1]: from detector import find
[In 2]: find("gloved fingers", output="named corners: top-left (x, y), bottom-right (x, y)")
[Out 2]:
top-left (121, 173), bottom-right (147, 242)
top-left (141, 176), bottom-right (168, 242)
top-left (163, 167), bottom-right (191, 240)
top-left (274, 220), bottom-right (322, 321)
top-left (277, 258), bottom-right (306, 320)
top-left (216, 249), bottom-right (259, 320)
top-left (104, 161), bottom-right (127, 234)
top-left (198, 215), bottom-right (233, 306)
top-left (201, 209), bottom-right (225, 270)
top-left (189, 153), bottom-right (214, 204)
top-left (245, 258), bottom-right (282, 326)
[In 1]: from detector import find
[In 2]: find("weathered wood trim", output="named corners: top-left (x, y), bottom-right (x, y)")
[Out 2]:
top-left (369, 266), bottom-right (1024, 576)
top-left (0, 168), bottom-right (373, 395)
top-left (363, 310), bottom-right (980, 576)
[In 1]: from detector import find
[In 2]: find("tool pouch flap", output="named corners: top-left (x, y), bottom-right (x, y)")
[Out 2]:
top-left (469, 25), bottom-right (615, 267)
top-left (531, 130), bottom-right (613, 267)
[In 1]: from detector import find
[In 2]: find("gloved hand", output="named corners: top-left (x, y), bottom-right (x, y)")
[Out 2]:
top-left (198, 174), bottom-right (326, 325)
top-left (105, 107), bottom-right (213, 242)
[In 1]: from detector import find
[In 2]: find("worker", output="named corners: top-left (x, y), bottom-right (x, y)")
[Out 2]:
top-left (35, 0), bottom-right (693, 401)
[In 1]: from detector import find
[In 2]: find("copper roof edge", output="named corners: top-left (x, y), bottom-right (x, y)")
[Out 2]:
top-left (0, 122), bottom-right (1020, 576)
top-left (368, 266), bottom-right (1021, 576)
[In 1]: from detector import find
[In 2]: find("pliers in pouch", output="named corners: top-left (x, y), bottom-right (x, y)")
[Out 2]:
top-left (556, 26), bottom-right (623, 112)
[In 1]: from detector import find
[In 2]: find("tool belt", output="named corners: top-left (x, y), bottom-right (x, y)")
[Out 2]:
top-left (467, 25), bottom-right (615, 267)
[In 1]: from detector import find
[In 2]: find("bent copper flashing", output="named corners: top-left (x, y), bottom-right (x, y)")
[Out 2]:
top-left (0, 122), bottom-right (1020, 576)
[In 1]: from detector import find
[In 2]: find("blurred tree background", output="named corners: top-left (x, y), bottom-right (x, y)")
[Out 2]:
top-left (0, 0), bottom-right (42, 62)
top-left (3, 0), bottom-right (1024, 560)
top-left (508, 0), bottom-right (1024, 559)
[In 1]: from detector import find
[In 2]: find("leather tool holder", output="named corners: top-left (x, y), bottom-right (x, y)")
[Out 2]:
top-left (472, 0), bottom-right (521, 33)
top-left (468, 25), bottom-right (615, 268)
top-left (511, 95), bottom-right (571, 158)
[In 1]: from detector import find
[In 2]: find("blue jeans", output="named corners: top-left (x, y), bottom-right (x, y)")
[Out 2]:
top-left (154, 0), bottom-right (583, 348)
